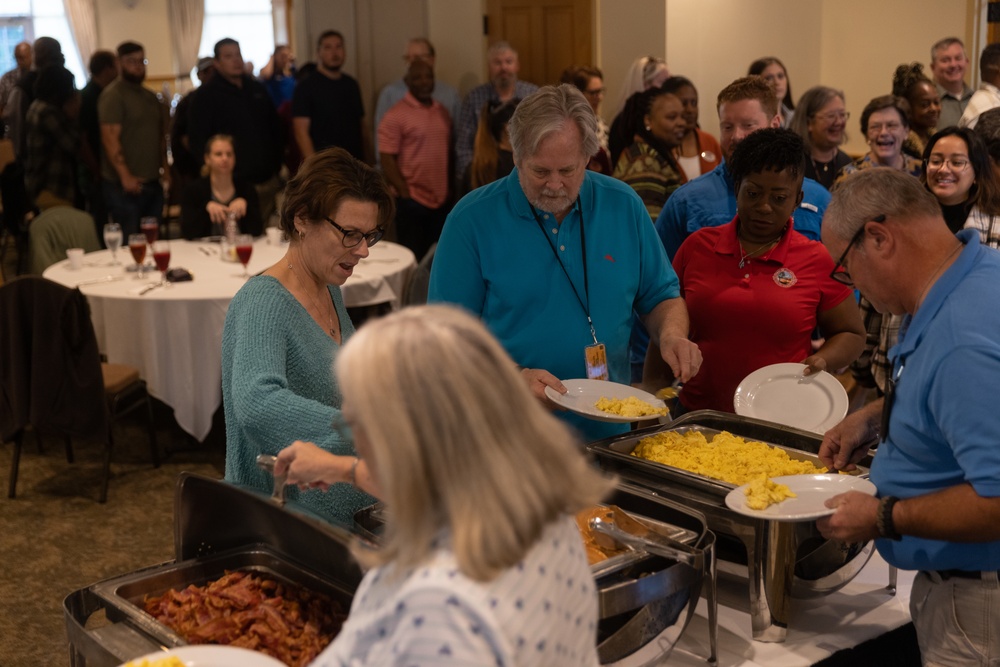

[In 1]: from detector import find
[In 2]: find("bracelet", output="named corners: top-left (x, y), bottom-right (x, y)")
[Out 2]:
top-left (876, 495), bottom-right (902, 541)
top-left (349, 456), bottom-right (360, 487)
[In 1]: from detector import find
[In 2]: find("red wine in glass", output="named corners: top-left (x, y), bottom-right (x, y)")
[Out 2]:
top-left (152, 240), bottom-right (171, 281)
top-left (128, 233), bottom-right (147, 279)
top-left (140, 218), bottom-right (159, 245)
top-left (235, 234), bottom-right (253, 278)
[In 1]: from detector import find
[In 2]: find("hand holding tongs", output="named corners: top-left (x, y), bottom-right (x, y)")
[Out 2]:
top-left (255, 454), bottom-right (287, 506)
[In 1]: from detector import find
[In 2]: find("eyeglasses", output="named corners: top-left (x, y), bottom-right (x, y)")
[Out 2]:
top-left (122, 57), bottom-right (147, 66)
top-left (925, 156), bottom-right (970, 171)
top-left (867, 122), bottom-right (903, 134)
top-left (879, 360), bottom-right (903, 442)
top-left (813, 111), bottom-right (850, 123)
top-left (829, 214), bottom-right (886, 286)
top-left (584, 87), bottom-right (605, 96)
top-left (325, 217), bottom-right (384, 248)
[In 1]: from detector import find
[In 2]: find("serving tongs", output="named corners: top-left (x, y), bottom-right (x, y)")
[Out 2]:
top-left (590, 509), bottom-right (702, 569)
top-left (255, 454), bottom-right (287, 506)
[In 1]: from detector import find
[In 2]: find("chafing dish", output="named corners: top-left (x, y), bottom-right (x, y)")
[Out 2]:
top-left (587, 410), bottom-right (875, 643)
top-left (64, 473), bottom-right (363, 667)
top-left (354, 484), bottom-right (719, 666)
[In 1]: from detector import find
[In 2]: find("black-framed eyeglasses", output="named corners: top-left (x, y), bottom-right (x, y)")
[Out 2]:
top-left (879, 360), bottom-right (903, 443)
top-left (829, 214), bottom-right (886, 286)
top-left (325, 217), bottom-right (384, 248)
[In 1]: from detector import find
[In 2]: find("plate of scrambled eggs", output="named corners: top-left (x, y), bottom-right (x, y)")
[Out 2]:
top-left (120, 646), bottom-right (286, 667)
top-left (545, 379), bottom-right (669, 422)
top-left (724, 473), bottom-right (877, 521)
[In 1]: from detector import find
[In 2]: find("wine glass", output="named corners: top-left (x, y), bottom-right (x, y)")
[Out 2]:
top-left (103, 222), bottom-right (122, 266)
top-left (140, 217), bottom-right (159, 245)
top-left (128, 233), bottom-right (147, 279)
top-left (235, 234), bottom-right (253, 278)
top-left (152, 240), bottom-right (171, 284)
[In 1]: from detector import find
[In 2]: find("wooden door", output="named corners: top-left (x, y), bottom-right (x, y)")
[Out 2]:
top-left (486, 0), bottom-right (593, 87)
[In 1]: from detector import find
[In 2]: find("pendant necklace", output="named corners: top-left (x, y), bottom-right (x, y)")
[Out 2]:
top-left (738, 237), bottom-right (780, 269)
top-left (287, 259), bottom-right (339, 340)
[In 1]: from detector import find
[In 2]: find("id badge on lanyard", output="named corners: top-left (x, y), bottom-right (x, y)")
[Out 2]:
top-left (585, 342), bottom-right (609, 381)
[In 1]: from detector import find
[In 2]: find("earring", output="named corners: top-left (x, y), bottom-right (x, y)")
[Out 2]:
top-left (645, 125), bottom-right (651, 131)
top-left (298, 229), bottom-right (306, 239)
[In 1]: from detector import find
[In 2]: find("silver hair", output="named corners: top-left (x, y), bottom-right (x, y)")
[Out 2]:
top-left (488, 40), bottom-right (516, 59)
top-left (824, 168), bottom-right (940, 241)
top-left (507, 84), bottom-right (600, 162)
top-left (788, 85), bottom-right (847, 151)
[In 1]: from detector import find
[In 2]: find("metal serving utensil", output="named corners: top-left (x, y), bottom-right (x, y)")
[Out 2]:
top-left (138, 281), bottom-right (166, 296)
top-left (590, 513), bottom-right (702, 568)
top-left (255, 454), bottom-right (287, 506)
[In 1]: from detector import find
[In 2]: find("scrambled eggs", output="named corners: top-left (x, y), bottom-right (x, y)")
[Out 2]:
top-left (123, 658), bottom-right (186, 667)
top-left (595, 396), bottom-right (668, 418)
top-left (631, 429), bottom-right (825, 485)
top-left (744, 473), bottom-right (796, 509)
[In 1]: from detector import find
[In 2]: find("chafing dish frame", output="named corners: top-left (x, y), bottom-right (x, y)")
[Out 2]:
top-left (64, 473), bottom-right (364, 667)
top-left (587, 410), bottom-right (875, 643)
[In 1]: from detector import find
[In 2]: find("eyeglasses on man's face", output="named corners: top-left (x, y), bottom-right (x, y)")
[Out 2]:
top-left (325, 217), bottom-right (384, 248)
top-left (925, 156), bottom-right (970, 172)
top-left (813, 110), bottom-right (850, 124)
top-left (829, 214), bottom-right (886, 287)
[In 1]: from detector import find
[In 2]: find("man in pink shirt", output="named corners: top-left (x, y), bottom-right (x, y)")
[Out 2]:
top-left (378, 59), bottom-right (451, 261)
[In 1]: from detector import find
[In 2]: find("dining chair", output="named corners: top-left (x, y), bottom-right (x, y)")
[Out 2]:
top-left (0, 276), bottom-right (159, 503)
top-left (27, 206), bottom-right (100, 275)
top-left (401, 242), bottom-right (436, 307)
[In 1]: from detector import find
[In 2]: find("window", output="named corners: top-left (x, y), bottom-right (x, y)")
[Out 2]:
top-left (197, 0), bottom-right (275, 79)
top-left (0, 0), bottom-right (85, 87)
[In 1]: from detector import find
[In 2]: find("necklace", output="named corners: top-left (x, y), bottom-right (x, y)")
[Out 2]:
top-left (287, 260), bottom-right (339, 340)
top-left (737, 223), bottom-right (784, 269)
top-left (914, 242), bottom-right (962, 311)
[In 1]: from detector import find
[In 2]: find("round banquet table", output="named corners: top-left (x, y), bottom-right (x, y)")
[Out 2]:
top-left (43, 238), bottom-right (416, 441)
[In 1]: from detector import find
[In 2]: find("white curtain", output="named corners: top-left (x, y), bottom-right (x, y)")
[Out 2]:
top-left (62, 0), bottom-right (99, 78)
top-left (167, 0), bottom-right (205, 82)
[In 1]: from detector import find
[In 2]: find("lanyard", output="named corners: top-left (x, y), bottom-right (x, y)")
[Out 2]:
top-left (529, 202), bottom-right (599, 345)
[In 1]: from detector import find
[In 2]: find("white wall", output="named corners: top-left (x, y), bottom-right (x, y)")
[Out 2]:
top-left (93, 0), bottom-right (173, 78)
top-left (597, 0), bottom-right (667, 120)
top-left (427, 0), bottom-right (486, 98)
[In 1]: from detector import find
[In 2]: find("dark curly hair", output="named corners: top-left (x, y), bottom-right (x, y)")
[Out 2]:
top-left (892, 62), bottom-right (932, 99)
top-left (728, 127), bottom-right (805, 187)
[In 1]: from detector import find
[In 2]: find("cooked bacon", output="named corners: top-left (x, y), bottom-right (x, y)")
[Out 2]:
top-left (143, 570), bottom-right (345, 667)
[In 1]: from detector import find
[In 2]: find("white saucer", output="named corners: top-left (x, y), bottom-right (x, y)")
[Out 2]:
top-left (119, 645), bottom-right (286, 667)
top-left (544, 379), bottom-right (669, 423)
top-left (733, 363), bottom-right (848, 434)
top-left (724, 474), bottom-right (877, 521)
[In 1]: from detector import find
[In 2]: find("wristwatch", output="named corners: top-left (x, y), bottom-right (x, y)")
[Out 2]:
top-left (876, 495), bottom-right (902, 541)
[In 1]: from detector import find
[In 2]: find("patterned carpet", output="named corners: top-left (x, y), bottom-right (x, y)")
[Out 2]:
top-left (0, 404), bottom-right (225, 667)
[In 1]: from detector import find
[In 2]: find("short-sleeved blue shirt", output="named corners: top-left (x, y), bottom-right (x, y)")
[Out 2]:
top-left (654, 162), bottom-right (830, 261)
top-left (429, 169), bottom-right (680, 441)
top-left (872, 230), bottom-right (1000, 572)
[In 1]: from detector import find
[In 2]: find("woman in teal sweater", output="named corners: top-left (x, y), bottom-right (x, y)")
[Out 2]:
top-left (222, 147), bottom-right (394, 526)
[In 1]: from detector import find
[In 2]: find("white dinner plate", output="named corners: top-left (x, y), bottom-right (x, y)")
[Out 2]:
top-left (119, 645), bottom-right (286, 667)
top-left (724, 474), bottom-right (877, 522)
top-left (733, 363), bottom-right (848, 434)
top-left (544, 379), bottom-right (669, 423)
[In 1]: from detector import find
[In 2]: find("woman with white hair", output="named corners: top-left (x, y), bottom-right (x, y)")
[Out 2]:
top-left (276, 304), bottom-right (614, 666)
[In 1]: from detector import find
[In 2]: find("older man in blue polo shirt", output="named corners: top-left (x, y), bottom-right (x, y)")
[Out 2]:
top-left (429, 84), bottom-right (701, 441)
top-left (818, 168), bottom-right (1000, 666)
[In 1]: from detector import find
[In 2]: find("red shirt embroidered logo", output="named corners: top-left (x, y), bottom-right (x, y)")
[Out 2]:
top-left (604, 254), bottom-right (615, 262)
top-left (772, 267), bottom-right (797, 288)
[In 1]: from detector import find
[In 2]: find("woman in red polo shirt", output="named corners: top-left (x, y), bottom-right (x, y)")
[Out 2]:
top-left (654, 128), bottom-right (865, 414)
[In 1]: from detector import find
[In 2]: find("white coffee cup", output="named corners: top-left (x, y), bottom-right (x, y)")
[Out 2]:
top-left (66, 248), bottom-right (84, 270)
top-left (266, 227), bottom-right (284, 245)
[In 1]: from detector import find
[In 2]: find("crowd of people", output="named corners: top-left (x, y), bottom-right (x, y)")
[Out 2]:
top-left (3, 29), bottom-right (999, 666)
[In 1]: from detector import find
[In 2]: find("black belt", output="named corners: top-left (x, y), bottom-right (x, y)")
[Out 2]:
top-left (935, 569), bottom-right (995, 580)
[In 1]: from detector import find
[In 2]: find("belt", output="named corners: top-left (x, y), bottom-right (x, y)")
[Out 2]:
top-left (935, 569), bottom-right (997, 580)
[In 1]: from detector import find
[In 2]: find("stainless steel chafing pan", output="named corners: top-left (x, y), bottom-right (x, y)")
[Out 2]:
top-left (587, 410), bottom-right (875, 643)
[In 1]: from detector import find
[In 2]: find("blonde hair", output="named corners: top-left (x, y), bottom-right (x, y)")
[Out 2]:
top-left (337, 305), bottom-right (614, 582)
top-left (200, 133), bottom-right (234, 178)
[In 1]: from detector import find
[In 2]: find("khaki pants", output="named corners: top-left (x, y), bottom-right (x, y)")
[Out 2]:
top-left (254, 175), bottom-right (283, 227)
top-left (911, 569), bottom-right (1000, 666)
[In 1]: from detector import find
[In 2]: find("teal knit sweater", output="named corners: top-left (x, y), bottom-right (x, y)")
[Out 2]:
top-left (222, 276), bottom-right (376, 526)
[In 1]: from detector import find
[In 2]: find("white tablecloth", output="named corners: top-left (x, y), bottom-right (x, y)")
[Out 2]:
top-left (663, 552), bottom-right (916, 666)
top-left (43, 238), bottom-right (415, 441)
